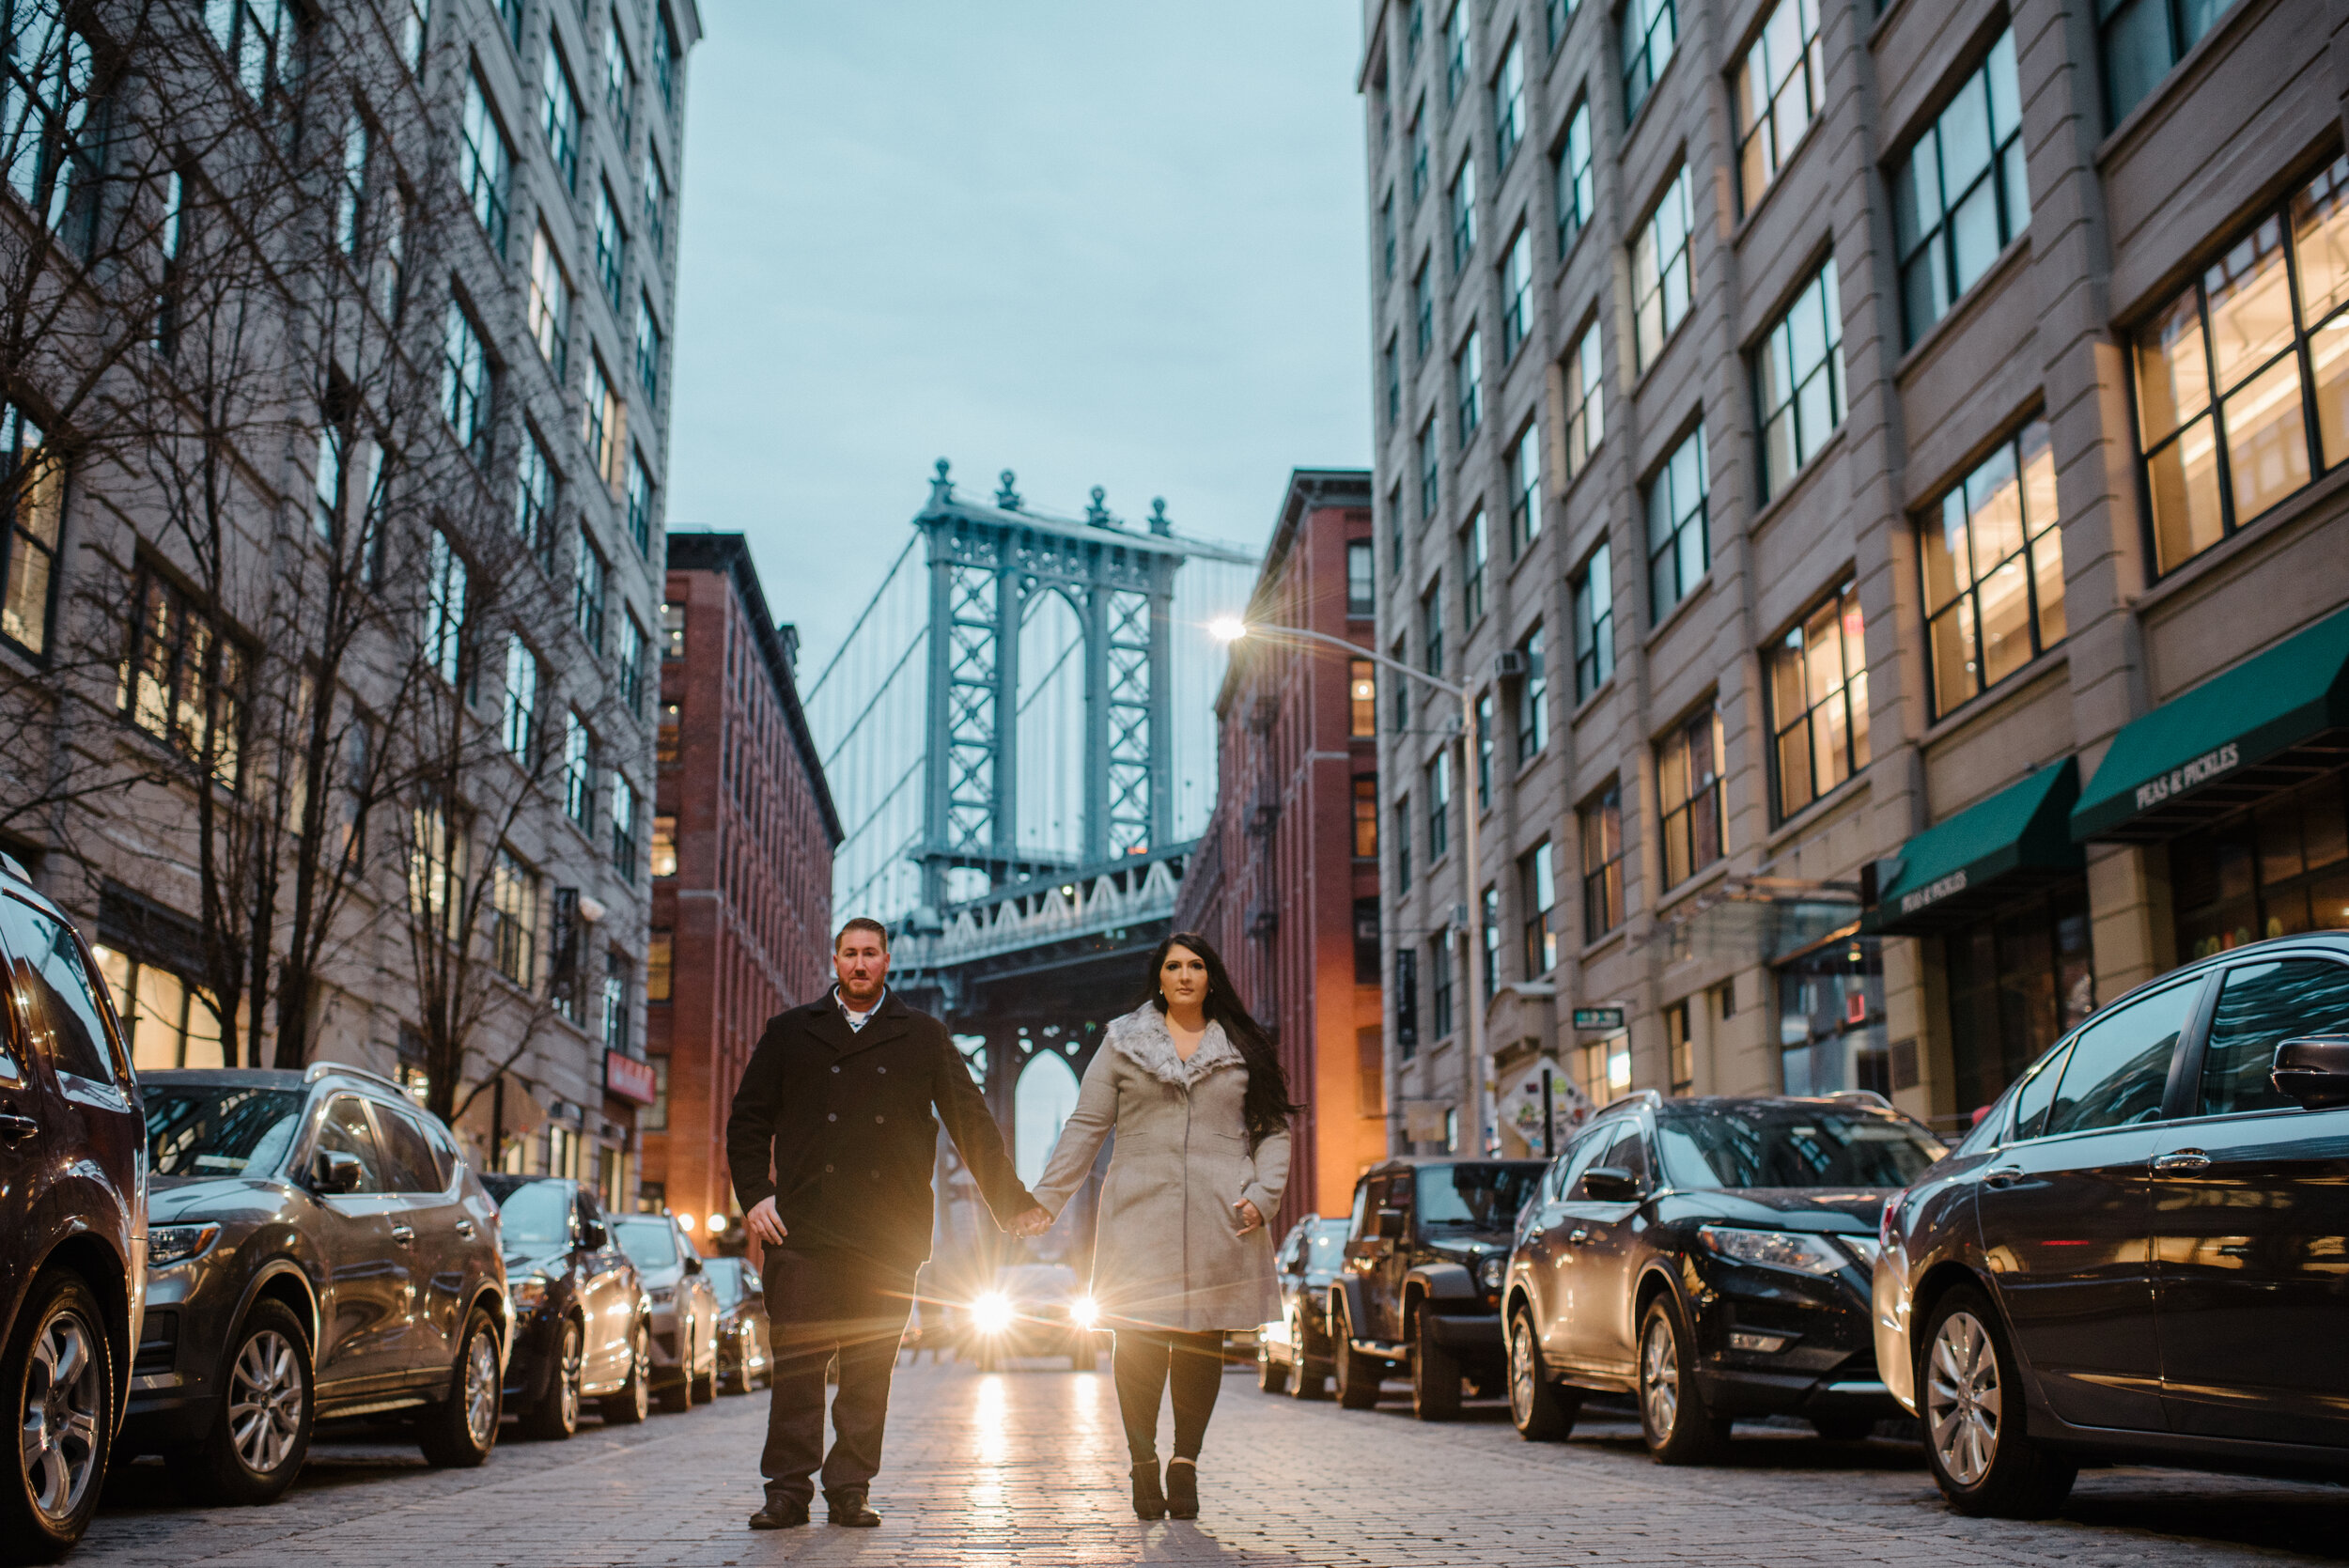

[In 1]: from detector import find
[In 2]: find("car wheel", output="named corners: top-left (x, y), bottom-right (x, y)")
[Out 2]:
top-left (1919, 1287), bottom-right (2077, 1518)
top-left (1638, 1295), bottom-right (1729, 1465)
top-left (1255, 1342), bottom-right (1289, 1395)
top-left (1508, 1304), bottom-right (1579, 1441)
top-left (657, 1325), bottom-right (692, 1414)
top-left (1331, 1303), bottom-right (1379, 1409)
top-left (601, 1321), bottom-right (652, 1425)
top-left (201, 1299), bottom-right (315, 1504)
top-left (521, 1317), bottom-right (584, 1439)
top-left (418, 1306), bottom-right (503, 1467)
top-left (1410, 1310), bottom-right (1461, 1421)
top-left (0, 1270), bottom-right (114, 1561)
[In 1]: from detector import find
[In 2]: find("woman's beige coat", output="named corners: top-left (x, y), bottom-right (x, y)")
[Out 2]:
top-left (1031, 1003), bottom-right (1291, 1331)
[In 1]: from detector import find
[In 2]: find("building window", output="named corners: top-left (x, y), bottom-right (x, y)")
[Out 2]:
top-left (1622, 0), bottom-right (1676, 121)
top-left (628, 452), bottom-right (656, 557)
top-left (2104, 0), bottom-right (2241, 127)
top-left (1380, 190), bottom-right (1396, 282)
top-left (490, 848), bottom-right (538, 986)
top-left (1430, 934), bottom-right (1455, 1038)
top-left (661, 600), bottom-right (686, 659)
top-left (496, 0), bottom-right (521, 47)
top-left (635, 293), bottom-right (662, 402)
top-left (1563, 321), bottom-right (1603, 480)
top-left (1924, 418), bottom-right (2064, 716)
top-left (1632, 165), bottom-right (1694, 371)
top-left (1493, 36), bottom-right (1524, 167)
top-left (583, 354), bottom-right (623, 490)
top-left (1413, 259), bottom-right (1433, 356)
top-left (442, 299), bottom-right (490, 458)
top-left (1579, 784), bottom-right (1624, 939)
top-left (541, 44), bottom-right (580, 191)
top-left (1460, 509), bottom-right (1486, 625)
top-left (503, 634), bottom-right (538, 760)
top-left (652, 10), bottom-right (677, 110)
top-left (1645, 425), bottom-right (1708, 621)
top-left (649, 813), bottom-right (677, 877)
top-left (1555, 100), bottom-right (1592, 258)
top-left (1580, 1032), bottom-right (1631, 1103)
top-left (1443, 0), bottom-right (1470, 104)
top-left (423, 529), bottom-right (466, 688)
top-left (602, 949), bottom-right (630, 1052)
top-left (1422, 583), bottom-right (1443, 675)
top-left (1767, 580), bottom-right (1869, 819)
top-left (121, 568), bottom-right (243, 783)
top-left (334, 116), bottom-right (369, 256)
top-left (1501, 228), bottom-right (1532, 360)
top-left (1777, 939), bottom-right (1886, 1095)
top-left (1657, 706), bottom-right (1725, 888)
top-left (527, 226), bottom-right (570, 372)
top-left (1521, 841), bottom-right (1557, 975)
top-left (611, 773), bottom-right (638, 879)
top-left (1545, 0), bottom-right (1574, 52)
top-left (1734, 0), bottom-right (1822, 213)
top-left (1390, 637), bottom-right (1409, 732)
top-left (562, 712), bottom-right (593, 829)
top-left (1417, 415), bottom-right (1439, 520)
top-left (95, 948), bottom-right (223, 1072)
top-left (2136, 157), bottom-right (2349, 576)
top-left (1388, 483), bottom-right (1404, 572)
top-left (602, 8), bottom-right (633, 134)
top-left (1, 406), bottom-right (63, 656)
top-left (209, 0), bottom-right (298, 105)
top-left (1426, 751), bottom-right (1451, 860)
top-left (408, 797), bottom-right (467, 937)
top-left (1666, 999), bottom-right (1693, 1094)
top-left (1480, 885), bottom-right (1500, 1000)
top-left (459, 71), bottom-right (510, 251)
top-left (1474, 691), bottom-right (1494, 807)
top-left (618, 612), bottom-right (646, 713)
top-left (1455, 328), bottom-right (1483, 439)
top-left (1571, 541), bottom-right (1612, 702)
top-left (643, 144), bottom-right (670, 256)
top-left (1516, 624), bottom-right (1547, 761)
top-left (1895, 31), bottom-right (2026, 348)
top-left (1508, 421), bottom-right (1541, 555)
top-left (1347, 541), bottom-right (1376, 616)
top-left (1393, 796), bottom-right (1412, 891)
top-left (594, 180), bottom-right (627, 306)
top-left (2171, 769), bottom-right (2349, 959)
top-left (657, 701), bottom-right (679, 766)
top-left (1756, 259), bottom-right (1844, 499)
top-left (400, 0), bottom-right (428, 72)
top-left (515, 426), bottom-right (555, 559)
top-left (1353, 776), bottom-right (1378, 857)
top-left (574, 528), bottom-right (606, 652)
top-left (1404, 0), bottom-right (1423, 64)
top-left (646, 929), bottom-right (672, 1002)
top-left (6, 11), bottom-right (93, 240)
top-left (1944, 879), bottom-right (2094, 1117)
top-left (1382, 336), bottom-right (1400, 429)
top-left (1450, 154), bottom-right (1477, 272)
top-left (1409, 105), bottom-right (1429, 209)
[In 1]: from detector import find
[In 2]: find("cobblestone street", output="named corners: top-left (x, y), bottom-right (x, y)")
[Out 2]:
top-left (71, 1359), bottom-right (2349, 1566)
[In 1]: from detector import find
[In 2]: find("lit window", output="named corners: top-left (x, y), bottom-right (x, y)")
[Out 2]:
top-left (1766, 581), bottom-right (1869, 819)
top-left (1734, 0), bottom-right (1822, 212)
top-left (1579, 784), bottom-right (1624, 938)
top-left (647, 930), bottom-right (672, 1001)
top-left (1894, 32), bottom-right (2027, 346)
top-left (120, 568), bottom-right (244, 784)
top-left (661, 600), bottom-right (686, 659)
top-left (1353, 777), bottom-right (1378, 857)
top-left (1657, 706), bottom-right (1725, 888)
top-left (1645, 425), bottom-right (1708, 620)
top-left (527, 226), bottom-right (571, 372)
top-left (1755, 259), bottom-right (1844, 498)
top-left (1632, 165), bottom-right (1694, 371)
top-left (490, 847), bottom-right (538, 986)
top-left (650, 815), bottom-right (677, 877)
top-left (1924, 419), bottom-right (2064, 714)
top-left (1350, 658), bottom-right (1377, 737)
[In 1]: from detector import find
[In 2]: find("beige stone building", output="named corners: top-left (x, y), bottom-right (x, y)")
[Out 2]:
top-left (1359, 0), bottom-right (2349, 1145)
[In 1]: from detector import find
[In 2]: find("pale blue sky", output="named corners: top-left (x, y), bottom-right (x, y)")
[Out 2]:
top-left (665, 1), bottom-right (1374, 663)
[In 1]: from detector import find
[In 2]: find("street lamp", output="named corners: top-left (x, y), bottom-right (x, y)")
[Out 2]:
top-left (1209, 616), bottom-right (1496, 1155)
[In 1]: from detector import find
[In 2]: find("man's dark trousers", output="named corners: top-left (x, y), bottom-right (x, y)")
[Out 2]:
top-left (758, 1249), bottom-right (912, 1507)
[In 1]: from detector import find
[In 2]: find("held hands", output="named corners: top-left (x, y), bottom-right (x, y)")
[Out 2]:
top-left (746, 1196), bottom-right (787, 1247)
top-left (1233, 1199), bottom-right (1264, 1234)
top-left (1008, 1205), bottom-right (1052, 1238)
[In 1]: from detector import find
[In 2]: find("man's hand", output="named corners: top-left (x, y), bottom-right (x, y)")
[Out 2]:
top-left (746, 1196), bottom-right (787, 1247)
top-left (1008, 1206), bottom-right (1051, 1237)
top-left (1233, 1199), bottom-right (1264, 1234)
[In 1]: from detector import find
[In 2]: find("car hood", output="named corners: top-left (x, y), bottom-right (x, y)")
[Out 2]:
top-left (149, 1175), bottom-right (291, 1223)
top-left (504, 1247), bottom-right (575, 1279)
top-left (636, 1263), bottom-right (682, 1290)
top-left (1657, 1188), bottom-right (1890, 1231)
top-left (1422, 1236), bottom-right (1510, 1265)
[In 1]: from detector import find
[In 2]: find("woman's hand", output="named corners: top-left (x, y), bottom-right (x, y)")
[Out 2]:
top-left (1232, 1198), bottom-right (1263, 1234)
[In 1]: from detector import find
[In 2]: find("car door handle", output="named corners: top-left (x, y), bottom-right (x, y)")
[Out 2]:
top-left (0, 1110), bottom-right (34, 1141)
top-left (454, 1219), bottom-right (475, 1238)
top-left (1984, 1165), bottom-right (2025, 1189)
top-left (390, 1223), bottom-right (415, 1245)
top-left (1567, 1227), bottom-right (1592, 1246)
top-left (2153, 1148), bottom-right (2212, 1174)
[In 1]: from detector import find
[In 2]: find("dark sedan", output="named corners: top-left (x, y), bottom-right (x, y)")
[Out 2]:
top-left (1255, 1215), bottom-right (1347, 1397)
top-left (699, 1257), bottom-right (771, 1395)
top-left (1506, 1092), bottom-right (1943, 1461)
top-left (483, 1176), bottom-right (651, 1437)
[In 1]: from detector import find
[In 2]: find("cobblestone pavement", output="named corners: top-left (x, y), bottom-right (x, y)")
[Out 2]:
top-left (77, 1358), bottom-right (2349, 1566)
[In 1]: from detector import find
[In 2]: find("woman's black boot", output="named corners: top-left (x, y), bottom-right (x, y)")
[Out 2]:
top-left (1164, 1458), bottom-right (1199, 1519)
top-left (1129, 1463), bottom-right (1166, 1520)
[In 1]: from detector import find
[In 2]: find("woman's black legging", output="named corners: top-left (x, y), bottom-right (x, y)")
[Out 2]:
top-left (1112, 1329), bottom-right (1224, 1467)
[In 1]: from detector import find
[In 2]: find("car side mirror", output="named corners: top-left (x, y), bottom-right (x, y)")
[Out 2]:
top-left (1374, 1206), bottom-right (1408, 1241)
top-left (310, 1149), bottom-right (364, 1194)
top-left (579, 1219), bottom-right (608, 1250)
top-left (1582, 1167), bottom-right (1641, 1203)
top-left (683, 1252), bottom-right (704, 1275)
top-left (2272, 1034), bottom-right (2349, 1108)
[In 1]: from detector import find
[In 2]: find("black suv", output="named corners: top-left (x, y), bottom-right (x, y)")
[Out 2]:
top-left (1328, 1158), bottom-right (1544, 1420)
top-left (1877, 932), bottom-right (2349, 1517)
top-left (127, 1068), bottom-right (510, 1501)
top-left (1255, 1214), bottom-right (1347, 1397)
top-left (0, 872), bottom-right (145, 1564)
top-left (1505, 1092), bottom-right (1944, 1462)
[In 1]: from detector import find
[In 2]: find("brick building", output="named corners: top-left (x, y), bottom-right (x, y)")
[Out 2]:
top-left (1358, 0), bottom-right (2349, 1144)
top-left (643, 532), bottom-right (841, 1244)
top-left (1174, 471), bottom-right (1387, 1228)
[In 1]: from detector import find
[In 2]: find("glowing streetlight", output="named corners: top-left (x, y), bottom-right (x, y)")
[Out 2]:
top-left (1207, 614), bottom-right (1249, 644)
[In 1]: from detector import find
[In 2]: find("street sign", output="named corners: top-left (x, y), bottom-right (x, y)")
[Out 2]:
top-left (1572, 1007), bottom-right (1626, 1031)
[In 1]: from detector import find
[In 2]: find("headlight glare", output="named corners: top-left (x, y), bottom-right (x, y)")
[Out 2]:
top-left (1478, 1255), bottom-right (1506, 1290)
top-left (972, 1291), bottom-right (1015, 1333)
top-left (149, 1222), bottom-right (221, 1269)
top-left (1068, 1295), bottom-right (1099, 1330)
top-left (1698, 1226), bottom-right (1849, 1277)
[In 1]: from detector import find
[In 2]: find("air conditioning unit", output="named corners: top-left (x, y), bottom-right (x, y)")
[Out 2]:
top-left (1493, 649), bottom-right (1530, 680)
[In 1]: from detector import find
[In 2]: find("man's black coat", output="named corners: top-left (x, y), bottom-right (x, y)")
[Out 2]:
top-left (726, 988), bottom-right (1034, 1267)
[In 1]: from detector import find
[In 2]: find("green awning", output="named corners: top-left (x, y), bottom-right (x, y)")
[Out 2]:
top-left (1862, 759), bottom-right (2082, 936)
top-left (2071, 604), bottom-right (2349, 842)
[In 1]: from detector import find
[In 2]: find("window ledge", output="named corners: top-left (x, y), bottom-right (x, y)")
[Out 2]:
top-left (2094, 0), bottom-right (2270, 172)
top-left (1761, 771), bottom-right (1872, 854)
top-left (1916, 644), bottom-right (2070, 751)
top-left (1580, 927), bottom-right (1628, 963)
top-left (1568, 676), bottom-right (1616, 725)
top-left (2132, 458), bottom-right (2349, 616)
top-left (1727, 118), bottom-right (1823, 247)
top-left (1747, 425), bottom-right (1847, 536)
top-left (1628, 311), bottom-right (1697, 401)
top-left (1891, 233), bottom-right (2030, 385)
top-left (1619, 50), bottom-right (1682, 149)
top-left (1654, 860), bottom-right (1733, 921)
top-left (1643, 571), bottom-right (1714, 648)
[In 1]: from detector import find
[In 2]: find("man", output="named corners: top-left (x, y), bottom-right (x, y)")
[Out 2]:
top-left (728, 917), bottom-right (1044, 1529)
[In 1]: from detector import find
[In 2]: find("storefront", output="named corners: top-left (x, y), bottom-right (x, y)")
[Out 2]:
top-left (1775, 937), bottom-right (1887, 1096)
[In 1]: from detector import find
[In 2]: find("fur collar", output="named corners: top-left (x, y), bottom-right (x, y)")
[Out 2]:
top-left (1105, 1003), bottom-right (1242, 1087)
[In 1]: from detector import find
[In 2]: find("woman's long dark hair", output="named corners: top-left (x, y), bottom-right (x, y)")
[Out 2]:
top-left (1141, 931), bottom-right (1299, 1147)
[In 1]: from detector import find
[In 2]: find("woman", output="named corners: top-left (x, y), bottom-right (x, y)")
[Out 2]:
top-left (1025, 932), bottom-right (1295, 1521)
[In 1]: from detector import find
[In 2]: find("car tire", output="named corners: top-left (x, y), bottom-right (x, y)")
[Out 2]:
top-left (417, 1305), bottom-right (503, 1467)
top-left (1331, 1303), bottom-right (1379, 1409)
top-left (656, 1324), bottom-right (692, 1414)
top-left (0, 1270), bottom-right (114, 1562)
top-left (1256, 1343), bottom-right (1288, 1395)
top-left (602, 1321), bottom-right (652, 1425)
top-left (1638, 1295), bottom-right (1729, 1466)
top-left (1410, 1310), bottom-right (1462, 1421)
top-left (198, 1298), bottom-right (316, 1504)
top-left (521, 1317), bottom-right (584, 1440)
top-left (1918, 1287), bottom-right (2077, 1519)
top-left (1507, 1304), bottom-right (1578, 1441)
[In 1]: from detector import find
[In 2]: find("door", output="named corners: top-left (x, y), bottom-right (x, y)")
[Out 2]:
top-left (1556, 1121), bottom-right (1651, 1378)
top-left (1341, 1175), bottom-right (1403, 1342)
top-left (575, 1191), bottom-right (635, 1386)
top-left (1518, 1126), bottom-right (1610, 1367)
top-left (369, 1100), bottom-right (468, 1382)
top-left (0, 940), bottom-right (51, 1349)
top-left (2153, 954), bottom-right (2349, 1447)
top-left (1975, 975), bottom-right (2201, 1433)
top-left (309, 1094), bottom-right (412, 1391)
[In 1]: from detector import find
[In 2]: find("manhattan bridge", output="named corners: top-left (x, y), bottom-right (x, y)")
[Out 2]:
top-left (801, 459), bottom-right (1257, 1212)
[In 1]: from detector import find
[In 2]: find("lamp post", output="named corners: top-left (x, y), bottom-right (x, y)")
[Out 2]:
top-left (1208, 615), bottom-right (1496, 1157)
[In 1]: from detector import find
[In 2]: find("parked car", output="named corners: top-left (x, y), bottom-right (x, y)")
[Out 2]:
top-left (1327, 1157), bottom-right (1545, 1419)
top-left (607, 1213), bottom-right (718, 1412)
top-left (700, 1256), bottom-right (771, 1394)
top-left (1876, 932), bottom-right (2349, 1518)
top-left (1505, 1091), bottom-right (1944, 1461)
top-left (483, 1176), bottom-right (652, 1437)
top-left (0, 873), bottom-right (145, 1564)
top-left (1254, 1214), bottom-right (1348, 1397)
top-left (966, 1263), bottom-right (1100, 1372)
top-left (125, 1066), bottom-right (509, 1503)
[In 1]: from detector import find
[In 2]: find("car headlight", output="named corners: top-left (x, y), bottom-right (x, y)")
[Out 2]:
top-left (1478, 1255), bottom-right (1506, 1290)
top-left (972, 1292), bottom-right (1015, 1334)
top-left (512, 1275), bottom-right (552, 1312)
top-left (149, 1222), bottom-right (221, 1269)
top-left (1068, 1295), bottom-right (1099, 1330)
top-left (1838, 1234), bottom-right (1882, 1270)
top-left (648, 1285), bottom-right (676, 1306)
top-left (1697, 1226), bottom-right (1850, 1277)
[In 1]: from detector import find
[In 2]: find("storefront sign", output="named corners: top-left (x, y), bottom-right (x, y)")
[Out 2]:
top-left (604, 1050), bottom-right (657, 1106)
top-left (1898, 869), bottom-right (1968, 915)
top-left (2132, 741), bottom-right (2240, 814)
top-left (1571, 1007), bottom-right (1625, 1031)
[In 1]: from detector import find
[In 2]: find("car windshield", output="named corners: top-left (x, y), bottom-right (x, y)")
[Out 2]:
top-left (1655, 1109), bottom-right (1947, 1191)
top-left (487, 1178), bottom-right (575, 1248)
top-left (144, 1086), bottom-right (304, 1178)
top-left (996, 1265), bottom-right (1075, 1300)
top-left (1309, 1230), bottom-right (1347, 1262)
top-left (703, 1259), bottom-right (750, 1307)
top-left (609, 1217), bottom-right (682, 1268)
top-left (1415, 1164), bottom-right (1542, 1230)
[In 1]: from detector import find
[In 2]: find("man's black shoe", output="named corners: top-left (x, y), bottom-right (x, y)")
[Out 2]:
top-left (748, 1498), bottom-right (810, 1529)
top-left (824, 1486), bottom-right (882, 1527)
